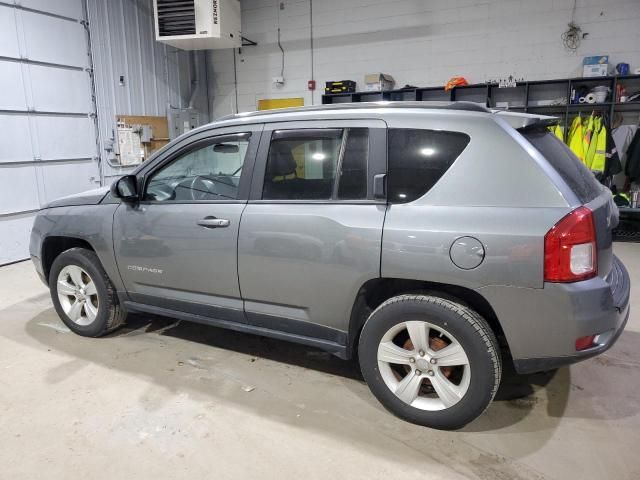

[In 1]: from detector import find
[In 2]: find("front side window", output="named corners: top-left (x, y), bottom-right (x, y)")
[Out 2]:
top-left (388, 128), bottom-right (470, 204)
top-left (144, 133), bottom-right (250, 201)
top-left (262, 128), bottom-right (369, 200)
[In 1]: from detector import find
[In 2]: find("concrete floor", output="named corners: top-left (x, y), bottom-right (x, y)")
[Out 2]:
top-left (0, 244), bottom-right (639, 480)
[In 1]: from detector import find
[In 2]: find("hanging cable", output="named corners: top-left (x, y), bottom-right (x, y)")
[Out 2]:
top-left (562, 23), bottom-right (583, 50)
top-left (561, 0), bottom-right (587, 51)
top-left (275, 1), bottom-right (285, 79)
top-left (233, 48), bottom-right (239, 114)
top-left (277, 27), bottom-right (285, 78)
top-left (310, 0), bottom-right (314, 105)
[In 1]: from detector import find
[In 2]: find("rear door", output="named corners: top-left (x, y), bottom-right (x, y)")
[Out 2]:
top-left (113, 125), bottom-right (262, 322)
top-left (238, 119), bottom-right (386, 343)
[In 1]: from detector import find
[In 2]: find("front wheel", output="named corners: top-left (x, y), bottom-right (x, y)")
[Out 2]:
top-left (49, 247), bottom-right (126, 337)
top-left (358, 295), bottom-right (501, 430)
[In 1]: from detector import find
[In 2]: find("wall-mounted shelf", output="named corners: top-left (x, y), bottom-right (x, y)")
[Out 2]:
top-left (323, 74), bottom-right (640, 235)
top-left (322, 74), bottom-right (640, 140)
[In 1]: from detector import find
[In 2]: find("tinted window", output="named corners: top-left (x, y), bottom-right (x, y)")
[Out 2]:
top-left (338, 128), bottom-right (369, 199)
top-left (263, 128), bottom-right (368, 200)
top-left (145, 134), bottom-right (250, 201)
top-left (388, 128), bottom-right (470, 204)
top-left (523, 129), bottom-right (602, 203)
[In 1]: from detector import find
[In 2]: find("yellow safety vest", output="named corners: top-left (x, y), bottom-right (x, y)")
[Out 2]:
top-left (616, 192), bottom-right (630, 202)
top-left (584, 116), bottom-right (599, 169)
top-left (568, 116), bottom-right (585, 161)
top-left (553, 124), bottom-right (564, 141)
top-left (590, 119), bottom-right (607, 173)
top-left (583, 114), bottom-right (594, 156)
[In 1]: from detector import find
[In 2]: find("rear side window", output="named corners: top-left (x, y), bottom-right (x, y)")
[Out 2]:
top-left (388, 128), bottom-right (470, 204)
top-left (523, 130), bottom-right (602, 203)
top-left (262, 128), bottom-right (368, 200)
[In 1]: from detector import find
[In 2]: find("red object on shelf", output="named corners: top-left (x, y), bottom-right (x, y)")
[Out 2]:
top-left (308, 80), bottom-right (316, 91)
top-left (444, 76), bottom-right (468, 91)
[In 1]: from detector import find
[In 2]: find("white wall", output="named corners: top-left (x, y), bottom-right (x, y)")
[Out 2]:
top-left (207, 0), bottom-right (640, 119)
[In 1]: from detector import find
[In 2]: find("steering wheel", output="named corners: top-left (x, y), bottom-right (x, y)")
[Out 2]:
top-left (189, 175), bottom-right (217, 200)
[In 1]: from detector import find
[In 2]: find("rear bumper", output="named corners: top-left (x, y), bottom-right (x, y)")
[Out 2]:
top-left (513, 297), bottom-right (629, 374)
top-left (478, 255), bottom-right (631, 374)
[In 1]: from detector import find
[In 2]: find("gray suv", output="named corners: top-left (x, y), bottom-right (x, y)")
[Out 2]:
top-left (30, 102), bottom-right (630, 430)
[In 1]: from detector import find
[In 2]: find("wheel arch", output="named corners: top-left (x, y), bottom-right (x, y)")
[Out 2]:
top-left (346, 278), bottom-right (510, 360)
top-left (41, 236), bottom-right (96, 284)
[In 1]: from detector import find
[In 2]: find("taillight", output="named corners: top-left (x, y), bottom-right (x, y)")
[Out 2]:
top-left (575, 335), bottom-right (596, 351)
top-left (544, 206), bottom-right (597, 282)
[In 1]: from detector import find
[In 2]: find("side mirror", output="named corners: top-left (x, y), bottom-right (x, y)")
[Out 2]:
top-left (110, 175), bottom-right (139, 202)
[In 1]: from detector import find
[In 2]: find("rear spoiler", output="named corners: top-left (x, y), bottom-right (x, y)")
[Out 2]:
top-left (493, 110), bottom-right (559, 132)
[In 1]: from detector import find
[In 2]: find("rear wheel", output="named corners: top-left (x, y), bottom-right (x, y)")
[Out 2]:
top-left (50, 248), bottom-right (126, 336)
top-left (358, 294), bottom-right (501, 430)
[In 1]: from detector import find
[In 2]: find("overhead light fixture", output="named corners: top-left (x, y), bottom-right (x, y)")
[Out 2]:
top-left (420, 148), bottom-right (435, 156)
top-left (311, 152), bottom-right (326, 161)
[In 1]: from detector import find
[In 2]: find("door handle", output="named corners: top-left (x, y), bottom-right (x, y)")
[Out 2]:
top-left (197, 216), bottom-right (230, 228)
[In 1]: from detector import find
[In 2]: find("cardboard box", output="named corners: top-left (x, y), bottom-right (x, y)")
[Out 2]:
top-left (364, 73), bottom-right (395, 92)
top-left (583, 56), bottom-right (609, 77)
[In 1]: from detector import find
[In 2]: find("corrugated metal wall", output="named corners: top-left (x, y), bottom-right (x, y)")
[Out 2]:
top-left (86, 0), bottom-right (195, 181)
top-left (0, 0), bottom-right (202, 263)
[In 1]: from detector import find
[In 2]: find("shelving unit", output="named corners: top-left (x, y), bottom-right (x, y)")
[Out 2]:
top-left (616, 207), bottom-right (640, 242)
top-left (322, 74), bottom-right (640, 136)
top-left (323, 74), bottom-right (640, 241)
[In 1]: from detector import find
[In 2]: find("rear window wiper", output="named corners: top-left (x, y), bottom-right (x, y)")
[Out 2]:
top-left (517, 117), bottom-right (559, 133)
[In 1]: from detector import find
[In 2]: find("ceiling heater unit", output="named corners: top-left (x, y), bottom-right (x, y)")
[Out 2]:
top-left (153, 0), bottom-right (241, 50)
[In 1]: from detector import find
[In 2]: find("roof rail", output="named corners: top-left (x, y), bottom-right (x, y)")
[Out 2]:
top-left (217, 101), bottom-right (490, 121)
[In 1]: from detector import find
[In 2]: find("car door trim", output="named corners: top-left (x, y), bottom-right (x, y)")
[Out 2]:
top-left (246, 200), bottom-right (387, 205)
top-left (244, 310), bottom-right (347, 344)
top-left (123, 301), bottom-right (348, 358)
top-left (137, 199), bottom-right (247, 205)
top-left (127, 291), bottom-right (245, 324)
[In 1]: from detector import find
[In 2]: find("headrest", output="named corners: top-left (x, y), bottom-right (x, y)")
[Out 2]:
top-left (267, 142), bottom-right (298, 178)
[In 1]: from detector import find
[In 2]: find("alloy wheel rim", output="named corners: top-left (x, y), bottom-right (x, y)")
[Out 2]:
top-left (377, 321), bottom-right (470, 411)
top-left (56, 265), bottom-right (99, 326)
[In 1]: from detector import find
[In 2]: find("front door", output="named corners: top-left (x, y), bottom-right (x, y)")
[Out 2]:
top-left (113, 125), bottom-right (262, 322)
top-left (238, 120), bottom-right (387, 343)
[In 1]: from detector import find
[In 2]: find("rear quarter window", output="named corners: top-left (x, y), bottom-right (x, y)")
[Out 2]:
top-left (388, 128), bottom-right (470, 204)
top-left (522, 130), bottom-right (602, 204)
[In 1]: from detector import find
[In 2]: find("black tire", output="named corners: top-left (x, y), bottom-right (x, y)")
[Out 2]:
top-left (358, 294), bottom-right (501, 430)
top-left (49, 247), bottom-right (126, 337)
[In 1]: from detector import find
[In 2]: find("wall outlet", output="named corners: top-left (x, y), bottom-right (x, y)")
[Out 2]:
top-left (273, 76), bottom-right (285, 86)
